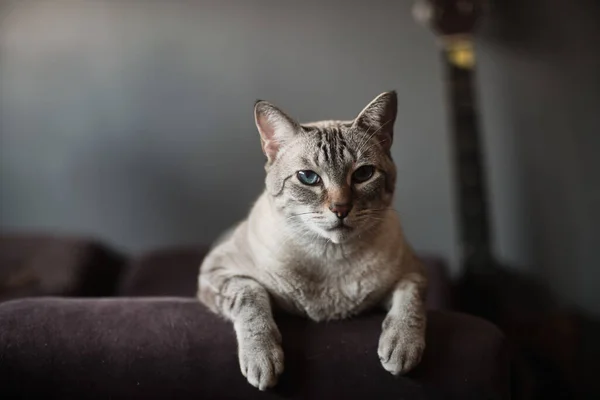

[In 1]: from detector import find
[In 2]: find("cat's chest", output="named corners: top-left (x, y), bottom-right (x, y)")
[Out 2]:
top-left (265, 256), bottom-right (398, 321)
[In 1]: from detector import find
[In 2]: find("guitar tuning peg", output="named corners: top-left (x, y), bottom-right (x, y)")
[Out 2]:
top-left (412, 0), bottom-right (434, 26)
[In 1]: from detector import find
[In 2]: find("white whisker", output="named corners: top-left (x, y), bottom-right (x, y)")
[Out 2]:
top-left (361, 138), bottom-right (389, 154)
top-left (355, 122), bottom-right (374, 155)
top-left (356, 119), bottom-right (393, 157)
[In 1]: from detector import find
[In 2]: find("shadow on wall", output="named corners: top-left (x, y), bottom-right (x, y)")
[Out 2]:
top-left (456, 0), bottom-right (600, 398)
top-left (477, 0), bottom-right (600, 314)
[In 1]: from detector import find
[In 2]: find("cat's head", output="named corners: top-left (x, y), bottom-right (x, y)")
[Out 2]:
top-left (254, 91), bottom-right (397, 244)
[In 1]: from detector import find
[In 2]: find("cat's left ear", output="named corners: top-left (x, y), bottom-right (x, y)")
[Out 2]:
top-left (254, 100), bottom-right (300, 162)
top-left (352, 91), bottom-right (398, 151)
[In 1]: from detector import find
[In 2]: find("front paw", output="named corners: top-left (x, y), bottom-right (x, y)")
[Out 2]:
top-left (237, 329), bottom-right (284, 390)
top-left (377, 315), bottom-right (425, 375)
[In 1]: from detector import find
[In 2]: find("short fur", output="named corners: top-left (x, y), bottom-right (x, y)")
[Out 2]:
top-left (197, 91), bottom-right (427, 390)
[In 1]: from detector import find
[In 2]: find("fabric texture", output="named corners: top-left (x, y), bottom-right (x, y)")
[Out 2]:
top-left (0, 297), bottom-right (509, 399)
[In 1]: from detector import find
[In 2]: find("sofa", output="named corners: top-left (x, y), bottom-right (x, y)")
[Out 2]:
top-left (0, 233), bottom-right (510, 399)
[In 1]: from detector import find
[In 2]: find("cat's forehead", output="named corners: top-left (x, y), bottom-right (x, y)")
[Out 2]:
top-left (300, 120), bottom-right (359, 146)
top-left (282, 120), bottom-right (381, 170)
top-left (303, 120), bottom-right (357, 141)
top-left (275, 119), bottom-right (384, 169)
top-left (301, 120), bottom-right (354, 130)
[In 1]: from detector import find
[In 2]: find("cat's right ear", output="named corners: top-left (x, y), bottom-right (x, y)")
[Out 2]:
top-left (254, 100), bottom-right (299, 162)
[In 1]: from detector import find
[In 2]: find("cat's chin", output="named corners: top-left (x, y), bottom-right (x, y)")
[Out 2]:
top-left (319, 226), bottom-right (356, 244)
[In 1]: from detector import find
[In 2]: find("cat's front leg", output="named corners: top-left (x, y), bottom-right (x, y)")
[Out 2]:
top-left (378, 271), bottom-right (427, 375)
top-left (198, 273), bottom-right (283, 390)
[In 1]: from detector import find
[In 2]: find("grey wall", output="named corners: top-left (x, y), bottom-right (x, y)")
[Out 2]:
top-left (476, 0), bottom-right (600, 314)
top-left (0, 0), bottom-right (459, 269)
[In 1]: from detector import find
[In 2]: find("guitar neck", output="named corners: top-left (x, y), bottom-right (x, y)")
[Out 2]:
top-left (441, 37), bottom-right (493, 268)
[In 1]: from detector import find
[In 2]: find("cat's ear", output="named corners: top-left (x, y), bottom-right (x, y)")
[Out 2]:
top-left (352, 91), bottom-right (398, 150)
top-left (254, 100), bottom-right (300, 162)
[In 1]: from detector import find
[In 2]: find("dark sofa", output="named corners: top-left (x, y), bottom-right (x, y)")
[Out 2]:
top-left (0, 234), bottom-right (510, 399)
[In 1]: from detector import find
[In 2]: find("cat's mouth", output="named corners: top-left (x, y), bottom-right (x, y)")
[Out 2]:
top-left (326, 222), bottom-right (353, 232)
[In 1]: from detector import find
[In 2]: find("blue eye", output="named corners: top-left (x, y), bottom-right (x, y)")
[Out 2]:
top-left (297, 170), bottom-right (321, 186)
top-left (352, 165), bottom-right (375, 183)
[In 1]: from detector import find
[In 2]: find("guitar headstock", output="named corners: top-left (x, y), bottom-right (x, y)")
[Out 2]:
top-left (414, 0), bottom-right (487, 68)
top-left (413, 0), bottom-right (485, 38)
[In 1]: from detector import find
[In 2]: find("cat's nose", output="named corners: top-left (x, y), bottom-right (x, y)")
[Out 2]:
top-left (329, 203), bottom-right (352, 219)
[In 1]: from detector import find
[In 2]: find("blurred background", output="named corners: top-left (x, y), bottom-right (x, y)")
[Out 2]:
top-left (2, 0), bottom-right (598, 313)
top-left (0, 0), bottom-right (598, 397)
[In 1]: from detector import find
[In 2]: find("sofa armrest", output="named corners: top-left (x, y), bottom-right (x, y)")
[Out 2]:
top-left (0, 298), bottom-right (509, 399)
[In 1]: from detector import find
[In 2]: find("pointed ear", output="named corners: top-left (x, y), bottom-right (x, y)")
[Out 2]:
top-left (254, 100), bottom-right (300, 162)
top-left (352, 91), bottom-right (397, 150)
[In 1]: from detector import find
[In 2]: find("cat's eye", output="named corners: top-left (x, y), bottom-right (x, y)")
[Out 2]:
top-left (297, 170), bottom-right (321, 186)
top-left (352, 165), bottom-right (375, 183)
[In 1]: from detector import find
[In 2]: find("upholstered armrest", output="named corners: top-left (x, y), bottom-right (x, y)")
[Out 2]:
top-left (0, 298), bottom-right (509, 399)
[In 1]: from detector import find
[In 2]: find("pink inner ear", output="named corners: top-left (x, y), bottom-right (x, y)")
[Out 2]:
top-left (257, 114), bottom-right (279, 159)
top-left (264, 139), bottom-right (279, 159)
top-left (256, 114), bottom-right (274, 139)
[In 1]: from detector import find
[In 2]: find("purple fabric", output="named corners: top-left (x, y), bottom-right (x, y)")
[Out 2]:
top-left (0, 297), bottom-right (509, 399)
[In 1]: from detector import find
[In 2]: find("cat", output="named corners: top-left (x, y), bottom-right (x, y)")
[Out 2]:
top-left (197, 91), bottom-right (427, 390)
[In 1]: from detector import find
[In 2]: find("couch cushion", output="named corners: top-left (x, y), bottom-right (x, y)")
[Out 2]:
top-left (118, 245), bottom-right (454, 310)
top-left (0, 233), bottom-right (126, 302)
top-left (0, 297), bottom-right (509, 399)
top-left (117, 245), bottom-right (209, 297)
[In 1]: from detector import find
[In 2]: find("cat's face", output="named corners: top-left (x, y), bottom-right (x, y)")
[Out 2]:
top-left (255, 92), bottom-right (398, 244)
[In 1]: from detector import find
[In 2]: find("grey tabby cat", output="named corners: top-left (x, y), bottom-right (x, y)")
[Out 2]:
top-left (197, 91), bottom-right (427, 390)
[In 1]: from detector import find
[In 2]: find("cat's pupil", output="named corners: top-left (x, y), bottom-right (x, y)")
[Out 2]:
top-left (352, 166), bottom-right (375, 183)
top-left (297, 170), bottom-right (320, 186)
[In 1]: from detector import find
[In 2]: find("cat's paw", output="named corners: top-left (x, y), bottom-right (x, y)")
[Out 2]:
top-left (377, 315), bottom-right (425, 376)
top-left (237, 330), bottom-right (284, 390)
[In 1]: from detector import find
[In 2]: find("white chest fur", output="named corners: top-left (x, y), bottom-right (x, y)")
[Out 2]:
top-left (259, 248), bottom-right (402, 321)
top-left (242, 194), bottom-right (406, 321)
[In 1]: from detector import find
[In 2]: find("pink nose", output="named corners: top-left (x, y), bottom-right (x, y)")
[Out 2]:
top-left (329, 203), bottom-right (352, 219)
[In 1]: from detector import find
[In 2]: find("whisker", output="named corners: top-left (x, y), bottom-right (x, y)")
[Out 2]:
top-left (356, 119), bottom-right (393, 156)
top-left (355, 122), bottom-right (373, 155)
top-left (361, 138), bottom-right (389, 154)
top-left (286, 211), bottom-right (322, 220)
top-left (355, 128), bottom-right (379, 157)
top-left (355, 208), bottom-right (393, 216)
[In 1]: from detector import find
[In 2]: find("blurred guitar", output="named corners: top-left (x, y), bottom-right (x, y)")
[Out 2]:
top-left (412, 1), bottom-right (589, 398)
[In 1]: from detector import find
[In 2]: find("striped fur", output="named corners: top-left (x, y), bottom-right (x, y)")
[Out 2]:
top-left (197, 91), bottom-right (427, 390)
